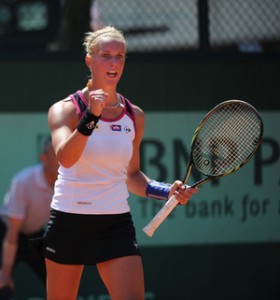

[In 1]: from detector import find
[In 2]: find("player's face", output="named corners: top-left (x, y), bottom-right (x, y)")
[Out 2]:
top-left (88, 37), bottom-right (126, 87)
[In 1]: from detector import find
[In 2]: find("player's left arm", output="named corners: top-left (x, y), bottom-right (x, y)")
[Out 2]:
top-left (126, 105), bottom-right (197, 203)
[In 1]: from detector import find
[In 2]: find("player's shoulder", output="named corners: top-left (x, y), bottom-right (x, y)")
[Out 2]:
top-left (49, 96), bottom-right (74, 115)
top-left (131, 104), bottom-right (145, 123)
top-left (48, 95), bottom-right (78, 128)
top-left (130, 103), bottom-right (144, 114)
top-left (120, 95), bottom-right (145, 124)
top-left (127, 103), bottom-right (145, 133)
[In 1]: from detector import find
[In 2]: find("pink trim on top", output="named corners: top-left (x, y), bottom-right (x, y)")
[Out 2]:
top-left (100, 108), bottom-right (125, 122)
top-left (69, 94), bottom-right (82, 118)
top-left (121, 95), bottom-right (137, 134)
top-left (70, 91), bottom-right (136, 133)
top-left (77, 90), bottom-right (88, 106)
top-left (77, 90), bottom-right (89, 113)
top-left (69, 90), bottom-right (89, 119)
top-left (100, 94), bottom-right (136, 134)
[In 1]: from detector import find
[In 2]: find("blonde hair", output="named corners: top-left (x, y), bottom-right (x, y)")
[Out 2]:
top-left (83, 26), bottom-right (126, 56)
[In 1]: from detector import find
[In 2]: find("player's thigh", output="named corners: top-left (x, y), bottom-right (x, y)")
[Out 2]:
top-left (97, 255), bottom-right (144, 300)
top-left (45, 258), bottom-right (84, 300)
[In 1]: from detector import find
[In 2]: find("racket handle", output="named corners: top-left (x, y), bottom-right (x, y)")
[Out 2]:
top-left (143, 195), bottom-right (179, 237)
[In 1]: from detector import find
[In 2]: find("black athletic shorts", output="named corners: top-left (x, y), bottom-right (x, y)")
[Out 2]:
top-left (41, 209), bottom-right (141, 265)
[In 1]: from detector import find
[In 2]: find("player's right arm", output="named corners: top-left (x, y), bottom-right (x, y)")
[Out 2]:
top-left (48, 98), bottom-right (89, 168)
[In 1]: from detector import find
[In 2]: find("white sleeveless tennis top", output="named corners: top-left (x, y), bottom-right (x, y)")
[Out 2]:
top-left (51, 91), bottom-right (136, 214)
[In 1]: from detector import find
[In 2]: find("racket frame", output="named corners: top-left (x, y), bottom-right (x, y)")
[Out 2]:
top-left (143, 100), bottom-right (263, 237)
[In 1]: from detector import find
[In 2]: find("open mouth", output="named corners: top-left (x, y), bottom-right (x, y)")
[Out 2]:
top-left (107, 71), bottom-right (118, 78)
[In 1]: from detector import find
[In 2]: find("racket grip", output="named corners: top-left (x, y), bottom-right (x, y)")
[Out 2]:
top-left (143, 195), bottom-right (179, 237)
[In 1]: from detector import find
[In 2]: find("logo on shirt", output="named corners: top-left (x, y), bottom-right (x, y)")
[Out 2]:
top-left (111, 124), bottom-right (122, 131)
top-left (124, 126), bottom-right (131, 133)
top-left (134, 240), bottom-right (139, 249)
top-left (76, 201), bottom-right (92, 205)
top-left (46, 247), bottom-right (56, 253)
top-left (110, 124), bottom-right (132, 133)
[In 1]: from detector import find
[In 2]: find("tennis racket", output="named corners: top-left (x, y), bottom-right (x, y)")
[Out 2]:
top-left (143, 100), bottom-right (263, 237)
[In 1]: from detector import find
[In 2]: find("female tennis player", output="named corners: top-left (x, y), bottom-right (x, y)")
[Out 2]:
top-left (43, 26), bottom-right (198, 300)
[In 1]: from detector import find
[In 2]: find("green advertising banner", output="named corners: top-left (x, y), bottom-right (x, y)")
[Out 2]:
top-left (132, 112), bottom-right (280, 246)
top-left (0, 112), bottom-right (279, 247)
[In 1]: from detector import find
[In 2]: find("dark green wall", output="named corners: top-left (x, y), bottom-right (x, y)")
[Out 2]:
top-left (1, 53), bottom-right (279, 112)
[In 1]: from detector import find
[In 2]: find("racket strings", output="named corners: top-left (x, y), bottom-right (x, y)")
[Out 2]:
top-left (193, 103), bottom-right (262, 176)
